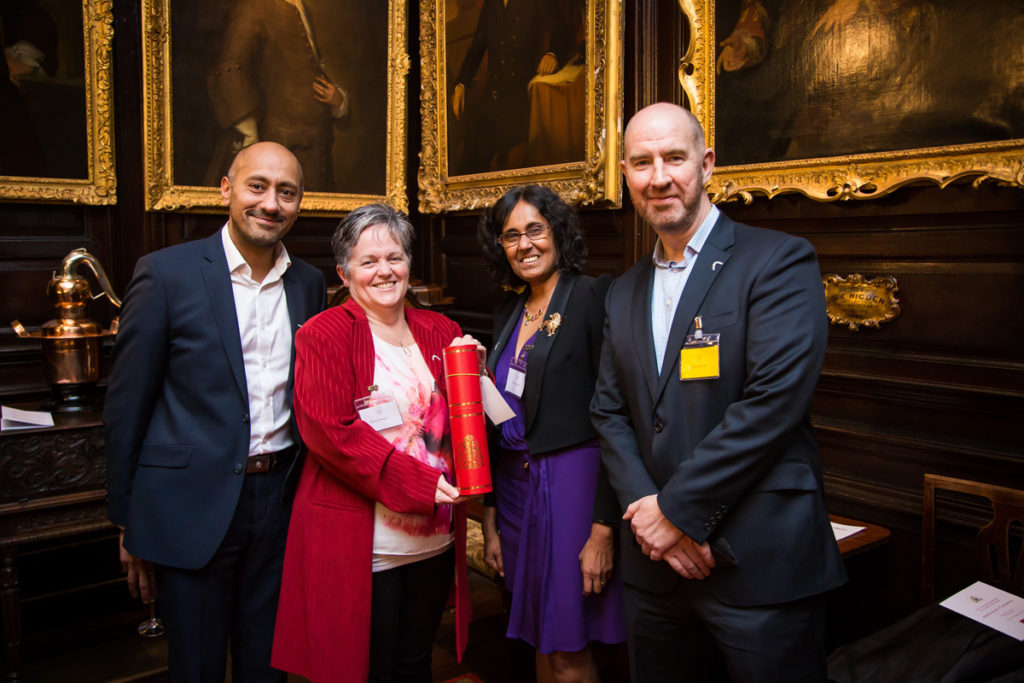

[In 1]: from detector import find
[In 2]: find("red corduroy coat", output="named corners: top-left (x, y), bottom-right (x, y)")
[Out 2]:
top-left (271, 300), bottom-right (471, 682)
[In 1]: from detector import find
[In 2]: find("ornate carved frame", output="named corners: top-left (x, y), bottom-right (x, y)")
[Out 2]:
top-left (0, 0), bottom-right (116, 205)
top-left (418, 0), bottom-right (623, 213)
top-left (141, 0), bottom-right (409, 214)
top-left (678, 0), bottom-right (1024, 204)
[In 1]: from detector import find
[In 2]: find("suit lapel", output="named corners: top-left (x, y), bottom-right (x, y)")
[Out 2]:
top-left (486, 291), bottom-right (527, 377)
top-left (200, 233), bottom-right (248, 401)
top-left (522, 274), bottom-right (578, 432)
top-left (653, 215), bottom-right (735, 403)
top-left (340, 299), bottom-right (376, 396)
top-left (282, 268), bottom-right (303, 392)
top-left (630, 262), bottom-right (659, 400)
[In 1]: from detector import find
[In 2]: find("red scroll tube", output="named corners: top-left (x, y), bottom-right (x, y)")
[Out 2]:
top-left (443, 344), bottom-right (492, 495)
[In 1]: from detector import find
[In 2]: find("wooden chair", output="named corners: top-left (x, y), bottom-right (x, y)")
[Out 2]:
top-left (922, 473), bottom-right (1024, 603)
top-left (828, 475), bottom-right (1024, 682)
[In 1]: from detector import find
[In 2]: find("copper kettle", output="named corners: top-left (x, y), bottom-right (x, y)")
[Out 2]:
top-left (11, 249), bottom-right (121, 412)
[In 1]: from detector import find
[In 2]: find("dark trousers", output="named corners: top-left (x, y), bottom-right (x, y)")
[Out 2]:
top-left (369, 547), bottom-right (455, 683)
top-left (624, 578), bottom-right (827, 683)
top-left (155, 464), bottom-right (290, 683)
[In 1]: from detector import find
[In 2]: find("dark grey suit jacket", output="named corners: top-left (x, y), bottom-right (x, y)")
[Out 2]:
top-left (591, 213), bottom-right (846, 606)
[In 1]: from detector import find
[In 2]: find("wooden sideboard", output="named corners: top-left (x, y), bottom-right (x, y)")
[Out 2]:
top-left (0, 407), bottom-right (113, 680)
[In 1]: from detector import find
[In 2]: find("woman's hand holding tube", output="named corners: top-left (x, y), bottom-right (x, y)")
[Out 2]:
top-left (449, 335), bottom-right (487, 369)
top-left (434, 475), bottom-right (462, 505)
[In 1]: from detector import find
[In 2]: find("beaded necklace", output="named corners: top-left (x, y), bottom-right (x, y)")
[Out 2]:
top-left (522, 305), bottom-right (545, 324)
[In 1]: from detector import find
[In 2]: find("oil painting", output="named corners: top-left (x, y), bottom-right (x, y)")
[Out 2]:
top-left (419, 0), bottom-right (623, 212)
top-left (0, 0), bottom-right (115, 204)
top-left (143, 0), bottom-right (408, 213)
top-left (680, 0), bottom-right (1024, 202)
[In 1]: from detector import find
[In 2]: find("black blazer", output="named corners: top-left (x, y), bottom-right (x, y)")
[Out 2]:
top-left (486, 272), bottom-right (618, 521)
top-left (592, 214), bottom-right (847, 605)
top-left (105, 232), bottom-right (326, 570)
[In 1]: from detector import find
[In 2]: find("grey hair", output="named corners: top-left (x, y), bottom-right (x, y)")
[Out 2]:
top-left (331, 203), bottom-right (414, 278)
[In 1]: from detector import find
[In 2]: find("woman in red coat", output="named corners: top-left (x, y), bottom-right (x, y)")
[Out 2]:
top-left (272, 204), bottom-right (477, 682)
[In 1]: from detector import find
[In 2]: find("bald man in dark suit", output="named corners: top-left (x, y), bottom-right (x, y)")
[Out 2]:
top-left (592, 102), bottom-right (846, 682)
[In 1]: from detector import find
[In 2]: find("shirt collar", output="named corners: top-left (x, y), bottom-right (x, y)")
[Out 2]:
top-left (651, 205), bottom-right (719, 271)
top-left (220, 223), bottom-right (291, 281)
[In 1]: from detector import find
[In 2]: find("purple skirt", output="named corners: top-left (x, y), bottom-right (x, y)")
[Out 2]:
top-left (494, 442), bottom-right (626, 653)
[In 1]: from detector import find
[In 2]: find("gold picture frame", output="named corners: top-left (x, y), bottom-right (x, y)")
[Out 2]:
top-left (418, 0), bottom-right (623, 213)
top-left (679, 0), bottom-right (1024, 204)
top-left (141, 0), bottom-right (409, 214)
top-left (0, 0), bottom-right (116, 205)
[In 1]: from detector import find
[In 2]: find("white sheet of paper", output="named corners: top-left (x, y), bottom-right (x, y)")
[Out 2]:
top-left (1, 405), bottom-right (55, 431)
top-left (480, 376), bottom-right (515, 425)
top-left (941, 581), bottom-right (1024, 640)
top-left (831, 521), bottom-right (866, 542)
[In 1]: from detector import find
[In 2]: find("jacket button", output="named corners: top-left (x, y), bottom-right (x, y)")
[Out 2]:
top-left (234, 464), bottom-right (243, 474)
top-left (242, 415), bottom-right (250, 424)
top-left (653, 421), bottom-right (664, 433)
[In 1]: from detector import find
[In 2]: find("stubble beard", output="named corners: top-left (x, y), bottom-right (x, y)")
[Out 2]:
top-left (239, 211), bottom-right (289, 248)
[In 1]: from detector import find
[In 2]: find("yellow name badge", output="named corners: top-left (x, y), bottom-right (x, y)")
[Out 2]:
top-left (679, 333), bottom-right (720, 381)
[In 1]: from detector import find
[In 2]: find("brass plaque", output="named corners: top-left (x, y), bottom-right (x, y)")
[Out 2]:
top-left (823, 274), bottom-right (900, 331)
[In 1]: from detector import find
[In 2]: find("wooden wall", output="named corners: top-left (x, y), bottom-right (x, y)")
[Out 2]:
top-left (0, 0), bottom-right (1020, 656)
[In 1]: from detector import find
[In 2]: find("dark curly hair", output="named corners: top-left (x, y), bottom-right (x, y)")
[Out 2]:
top-left (477, 185), bottom-right (586, 289)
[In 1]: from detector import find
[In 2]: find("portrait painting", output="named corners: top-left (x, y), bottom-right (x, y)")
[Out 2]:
top-left (419, 0), bottom-right (623, 212)
top-left (0, 0), bottom-right (115, 204)
top-left (680, 0), bottom-right (1024, 202)
top-left (143, 0), bottom-right (408, 213)
top-left (445, 0), bottom-right (587, 176)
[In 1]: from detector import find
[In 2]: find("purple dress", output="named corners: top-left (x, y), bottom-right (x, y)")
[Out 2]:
top-left (493, 328), bottom-right (626, 654)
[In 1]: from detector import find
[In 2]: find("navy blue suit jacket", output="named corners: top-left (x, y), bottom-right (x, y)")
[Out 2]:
top-left (105, 232), bottom-right (325, 570)
top-left (591, 213), bottom-right (846, 606)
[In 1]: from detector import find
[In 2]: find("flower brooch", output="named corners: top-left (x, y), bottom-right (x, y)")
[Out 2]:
top-left (541, 312), bottom-right (561, 337)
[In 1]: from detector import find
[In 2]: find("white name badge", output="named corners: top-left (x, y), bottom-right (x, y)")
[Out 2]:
top-left (355, 391), bottom-right (403, 431)
top-left (504, 368), bottom-right (526, 398)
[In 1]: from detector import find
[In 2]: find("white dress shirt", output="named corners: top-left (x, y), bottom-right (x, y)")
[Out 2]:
top-left (221, 225), bottom-right (294, 456)
top-left (651, 205), bottom-right (719, 371)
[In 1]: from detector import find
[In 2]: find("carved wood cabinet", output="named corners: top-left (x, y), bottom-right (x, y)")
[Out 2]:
top-left (0, 408), bottom-right (117, 679)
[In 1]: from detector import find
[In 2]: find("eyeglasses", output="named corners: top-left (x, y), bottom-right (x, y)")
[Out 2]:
top-left (496, 223), bottom-right (550, 248)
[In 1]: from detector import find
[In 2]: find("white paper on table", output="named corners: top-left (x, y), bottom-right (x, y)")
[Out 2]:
top-left (1, 405), bottom-right (55, 431)
top-left (940, 581), bottom-right (1024, 640)
top-left (480, 376), bottom-right (515, 425)
top-left (831, 521), bottom-right (866, 542)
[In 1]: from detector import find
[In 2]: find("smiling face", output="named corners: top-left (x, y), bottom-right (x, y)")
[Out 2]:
top-left (622, 103), bottom-right (715, 242)
top-left (220, 142), bottom-right (303, 254)
top-left (339, 224), bottom-right (410, 319)
top-left (502, 200), bottom-right (560, 288)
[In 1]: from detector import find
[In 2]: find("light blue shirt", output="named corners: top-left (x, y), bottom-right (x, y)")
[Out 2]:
top-left (651, 205), bottom-right (719, 371)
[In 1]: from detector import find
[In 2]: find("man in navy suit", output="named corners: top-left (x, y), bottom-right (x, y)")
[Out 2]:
top-left (105, 141), bottom-right (325, 682)
top-left (591, 102), bottom-right (846, 682)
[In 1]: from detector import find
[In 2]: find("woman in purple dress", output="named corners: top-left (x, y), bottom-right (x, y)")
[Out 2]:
top-left (478, 185), bottom-right (625, 682)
